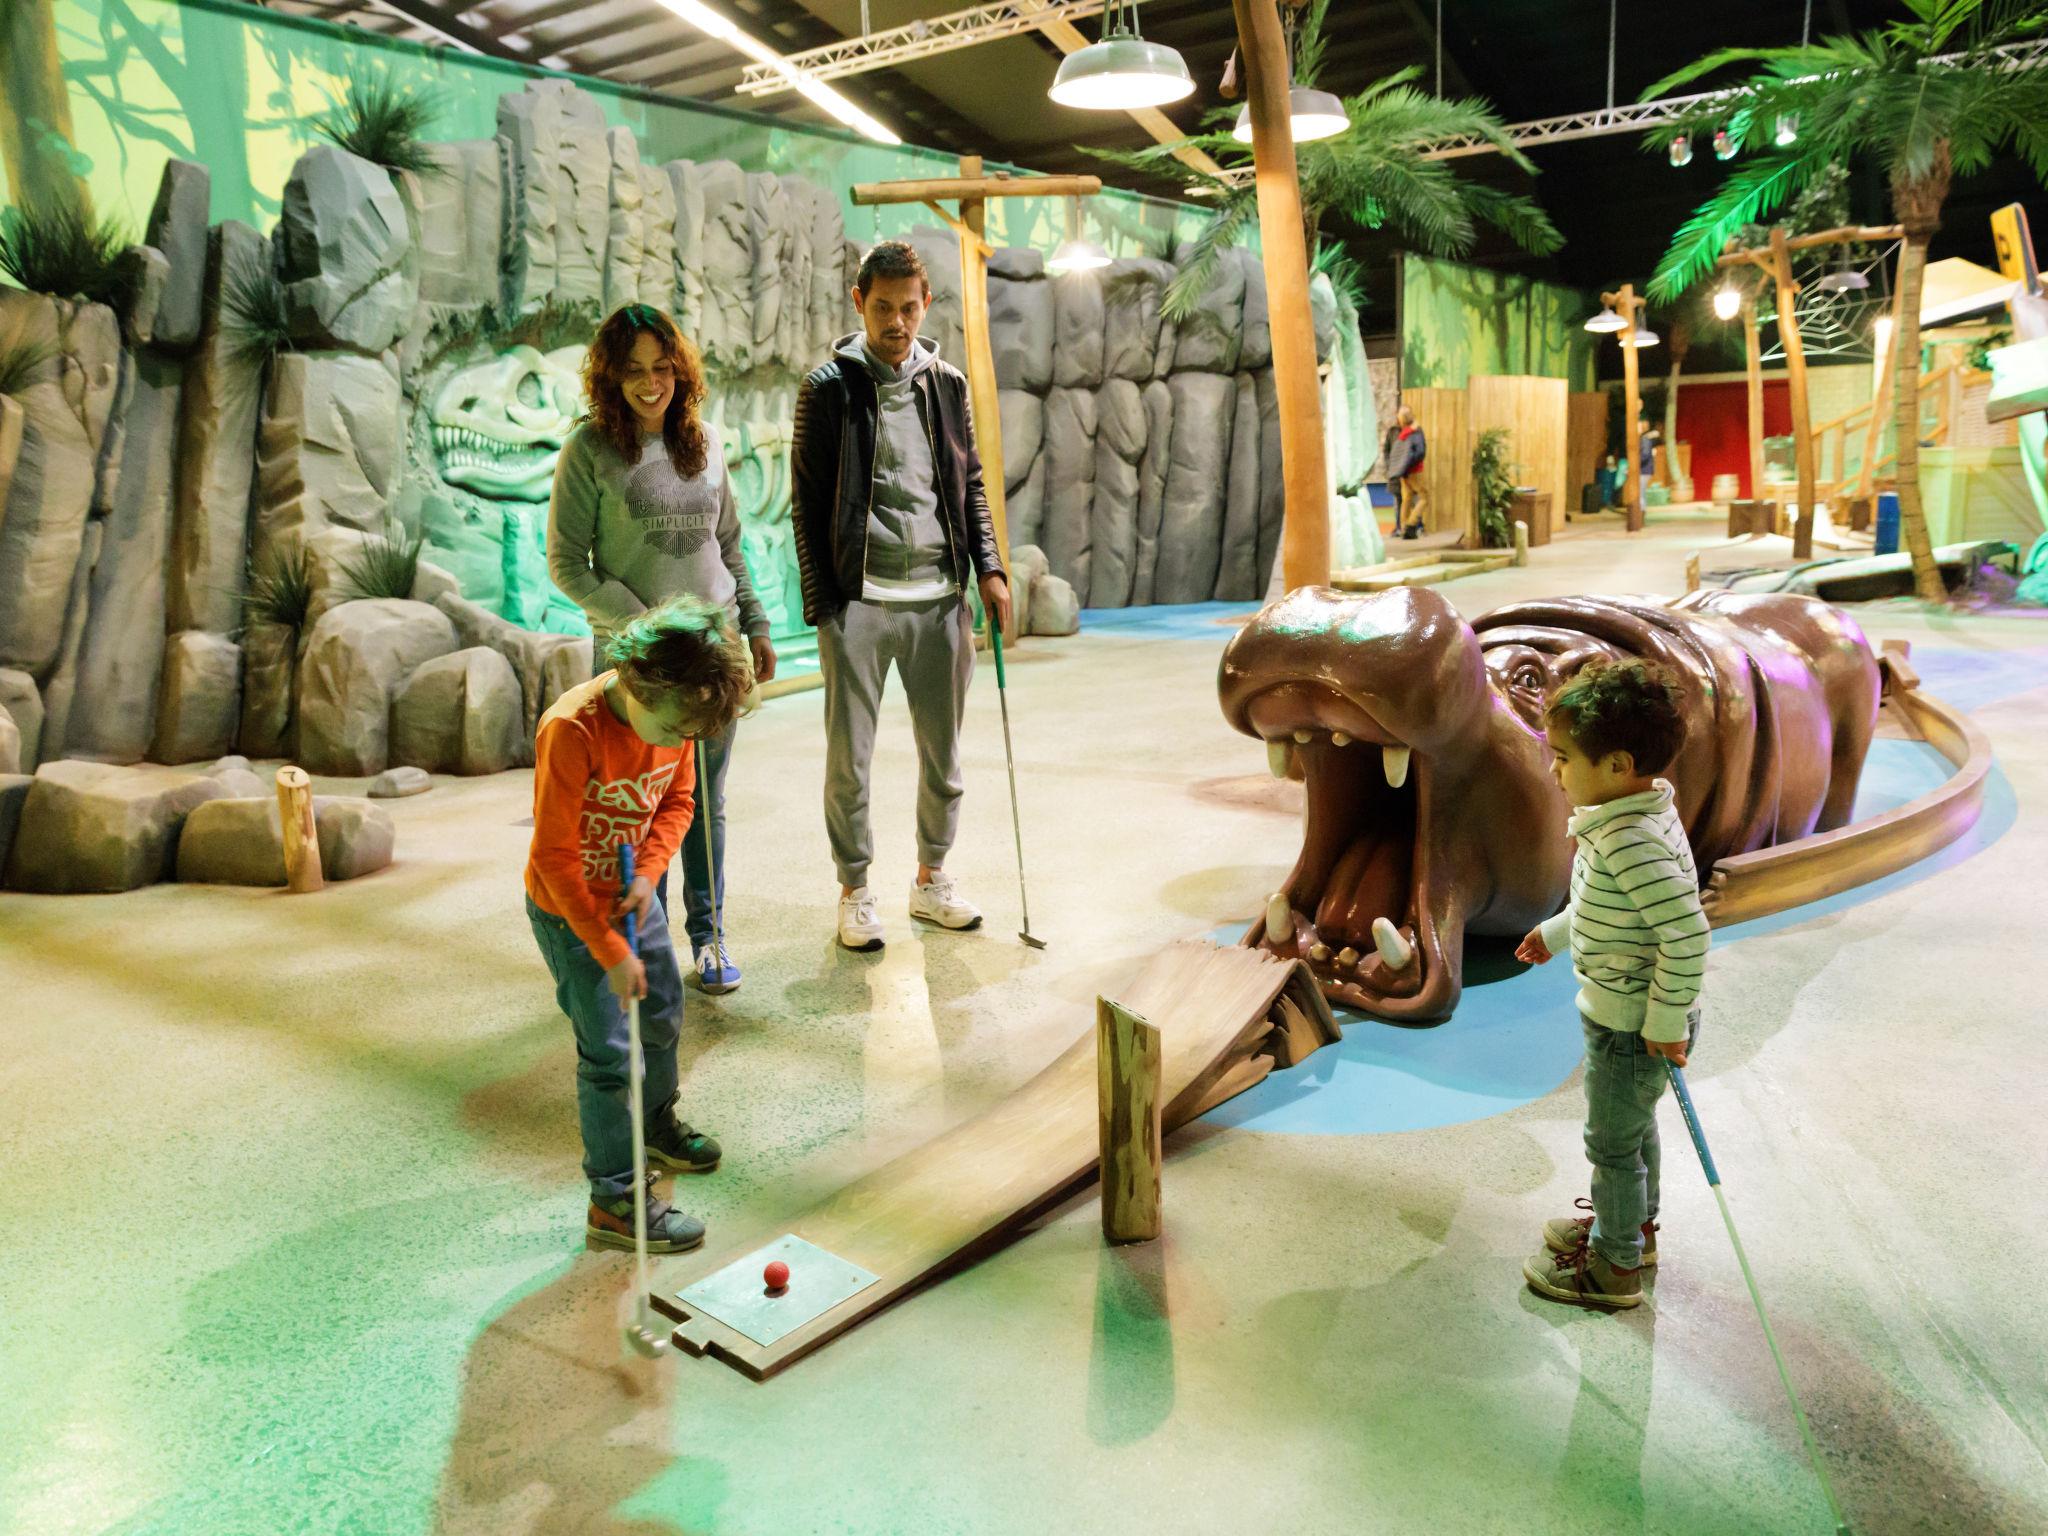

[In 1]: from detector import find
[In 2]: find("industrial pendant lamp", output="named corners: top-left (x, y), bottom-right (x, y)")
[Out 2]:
top-left (1584, 304), bottom-right (1630, 333)
top-left (1047, 196), bottom-right (1110, 275)
top-left (1627, 325), bottom-right (1660, 349)
top-left (1231, 84), bottom-right (1350, 145)
top-left (1048, 0), bottom-right (1193, 110)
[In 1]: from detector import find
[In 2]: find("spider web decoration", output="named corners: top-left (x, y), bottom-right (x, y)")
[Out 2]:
top-left (1759, 241), bottom-right (1898, 363)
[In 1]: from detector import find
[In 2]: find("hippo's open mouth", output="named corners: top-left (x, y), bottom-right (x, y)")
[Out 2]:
top-left (1242, 683), bottom-right (1453, 1021)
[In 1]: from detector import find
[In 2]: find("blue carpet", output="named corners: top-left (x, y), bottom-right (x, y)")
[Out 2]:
top-left (1200, 643), bottom-right (2035, 1136)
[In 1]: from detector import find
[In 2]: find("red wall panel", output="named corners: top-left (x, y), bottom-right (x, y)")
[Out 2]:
top-left (1675, 379), bottom-right (1792, 497)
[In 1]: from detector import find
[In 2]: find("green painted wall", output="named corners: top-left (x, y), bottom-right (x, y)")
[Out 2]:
top-left (1400, 255), bottom-right (1598, 392)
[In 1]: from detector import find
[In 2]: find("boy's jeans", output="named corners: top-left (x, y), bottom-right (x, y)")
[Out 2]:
top-left (527, 894), bottom-right (685, 1202)
top-left (1582, 1014), bottom-right (1700, 1269)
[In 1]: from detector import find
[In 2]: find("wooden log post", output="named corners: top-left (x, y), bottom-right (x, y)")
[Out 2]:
top-left (1620, 283), bottom-right (1644, 532)
top-left (1233, 0), bottom-right (1330, 591)
top-left (1743, 291), bottom-right (1767, 509)
top-left (276, 766), bottom-right (323, 894)
top-left (1097, 996), bottom-right (1162, 1244)
top-left (954, 154), bottom-right (1016, 641)
top-left (1770, 229), bottom-right (1819, 560)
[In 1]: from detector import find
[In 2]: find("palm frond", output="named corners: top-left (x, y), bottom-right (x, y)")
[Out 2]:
top-left (1161, 193), bottom-right (1255, 322)
top-left (1310, 238), bottom-right (1367, 313)
top-left (1649, 152), bottom-right (1821, 300)
top-left (1459, 184), bottom-right (1565, 256)
top-left (1293, 0), bottom-right (1333, 89)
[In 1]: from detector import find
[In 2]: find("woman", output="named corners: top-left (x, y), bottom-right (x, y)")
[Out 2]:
top-left (548, 303), bottom-right (775, 996)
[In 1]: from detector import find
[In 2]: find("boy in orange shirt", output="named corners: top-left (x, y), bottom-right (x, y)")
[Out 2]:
top-left (525, 595), bottom-right (754, 1253)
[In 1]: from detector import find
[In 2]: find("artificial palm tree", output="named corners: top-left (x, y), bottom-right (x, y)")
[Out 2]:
top-left (1089, 0), bottom-right (1561, 319)
top-left (1641, 0), bottom-right (2048, 602)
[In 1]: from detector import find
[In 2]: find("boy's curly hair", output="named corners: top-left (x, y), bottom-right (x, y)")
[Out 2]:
top-left (603, 595), bottom-right (754, 733)
top-left (1544, 659), bottom-right (1685, 775)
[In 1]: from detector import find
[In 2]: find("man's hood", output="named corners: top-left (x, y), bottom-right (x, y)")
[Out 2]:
top-left (834, 330), bottom-right (939, 382)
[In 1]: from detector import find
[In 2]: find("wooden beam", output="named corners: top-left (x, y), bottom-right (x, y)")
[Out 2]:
top-left (1717, 224), bottom-right (1905, 268)
top-left (1769, 228), bottom-right (1819, 560)
top-left (361, 0), bottom-right (533, 61)
top-left (1604, 284), bottom-right (1645, 532)
top-left (920, 197), bottom-right (994, 256)
top-left (1235, 0), bottom-right (1328, 590)
top-left (1743, 290), bottom-right (1766, 504)
top-left (1097, 997), bottom-right (1162, 1244)
top-left (951, 154), bottom-right (1016, 640)
top-left (851, 174), bottom-right (1102, 205)
top-left (276, 767), bottom-right (324, 895)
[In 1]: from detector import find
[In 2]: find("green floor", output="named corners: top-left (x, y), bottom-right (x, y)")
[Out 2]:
top-left (5, 513), bottom-right (2045, 1536)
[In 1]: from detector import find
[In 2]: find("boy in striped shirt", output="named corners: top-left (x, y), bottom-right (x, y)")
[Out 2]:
top-left (1515, 660), bottom-right (1706, 1309)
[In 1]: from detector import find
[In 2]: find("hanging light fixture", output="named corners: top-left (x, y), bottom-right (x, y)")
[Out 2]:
top-left (1813, 253), bottom-right (1870, 294)
top-left (1232, 85), bottom-right (1350, 145)
top-left (1668, 133), bottom-right (1693, 168)
top-left (1627, 325), bottom-right (1660, 349)
top-left (1047, 196), bottom-right (1110, 274)
top-left (1774, 113), bottom-right (1799, 147)
top-left (1048, 0), bottom-right (1193, 110)
top-left (1713, 127), bottom-right (1737, 160)
top-left (1713, 284), bottom-right (1741, 321)
top-left (1585, 304), bottom-right (1630, 333)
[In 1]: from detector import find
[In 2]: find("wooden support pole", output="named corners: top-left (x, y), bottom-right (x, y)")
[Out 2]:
top-left (1618, 283), bottom-right (1644, 532)
top-left (1097, 996), bottom-right (1162, 1244)
top-left (1770, 230), bottom-right (1819, 560)
top-left (1856, 280), bottom-right (1906, 502)
top-left (1233, 0), bottom-right (1330, 591)
top-left (1742, 290), bottom-right (1766, 505)
top-left (276, 766), bottom-right (323, 894)
top-left (850, 174), bottom-right (1102, 205)
top-left (954, 154), bottom-right (1016, 641)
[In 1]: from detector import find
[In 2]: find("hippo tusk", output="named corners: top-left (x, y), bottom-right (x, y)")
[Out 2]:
top-left (1371, 917), bottom-right (1414, 971)
top-left (1383, 745), bottom-right (1411, 789)
top-left (1331, 731), bottom-right (1352, 747)
top-left (1265, 893), bottom-right (1292, 946)
top-left (1267, 740), bottom-right (1292, 779)
top-left (1294, 729), bottom-right (1313, 744)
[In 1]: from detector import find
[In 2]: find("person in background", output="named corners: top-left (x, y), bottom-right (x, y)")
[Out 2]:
top-left (1386, 405), bottom-right (1429, 539)
top-left (548, 304), bottom-right (775, 997)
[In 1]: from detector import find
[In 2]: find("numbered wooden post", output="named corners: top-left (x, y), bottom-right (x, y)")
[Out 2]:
top-left (1097, 996), bottom-right (1162, 1244)
top-left (275, 765), bottom-right (324, 894)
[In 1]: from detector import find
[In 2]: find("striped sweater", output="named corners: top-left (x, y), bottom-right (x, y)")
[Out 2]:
top-left (1535, 780), bottom-right (1707, 1043)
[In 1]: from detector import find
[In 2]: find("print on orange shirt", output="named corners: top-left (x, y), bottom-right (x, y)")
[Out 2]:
top-left (579, 762), bottom-right (680, 884)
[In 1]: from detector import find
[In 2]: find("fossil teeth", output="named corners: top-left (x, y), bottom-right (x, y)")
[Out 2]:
top-left (1371, 917), bottom-right (1414, 971)
top-left (1294, 729), bottom-right (1313, 745)
top-left (1308, 943), bottom-right (1331, 963)
top-left (1265, 893), bottom-right (1291, 946)
top-left (1383, 744), bottom-right (1411, 789)
top-left (1267, 740), bottom-right (1291, 779)
top-left (1336, 946), bottom-right (1360, 969)
top-left (1331, 731), bottom-right (1352, 747)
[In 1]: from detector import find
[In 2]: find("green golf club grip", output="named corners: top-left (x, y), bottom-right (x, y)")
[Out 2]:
top-left (992, 624), bottom-right (1007, 687)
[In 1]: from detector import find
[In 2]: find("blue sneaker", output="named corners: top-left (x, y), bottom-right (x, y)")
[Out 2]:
top-left (693, 942), bottom-right (741, 994)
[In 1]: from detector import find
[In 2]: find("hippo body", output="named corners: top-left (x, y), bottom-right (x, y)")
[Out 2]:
top-left (1219, 586), bottom-right (1881, 1023)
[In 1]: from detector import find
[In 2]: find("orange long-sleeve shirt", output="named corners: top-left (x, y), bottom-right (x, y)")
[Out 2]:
top-left (524, 674), bottom-right (695, 971)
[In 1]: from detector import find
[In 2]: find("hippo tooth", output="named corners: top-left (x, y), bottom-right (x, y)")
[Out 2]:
top-left (1336, 946), bottom-right (1360, 969)
top-left (1267, 740), bottom-right (1291, 779)
top-left (1309, 943), bottom-right (1331, 963)
top-left (1371, 917), bottom-right (1414, 971)
top-left (1383, 745), bottom-right (1411, 789)
top-left (1265, 893), bottom-right (1292, 946)
top-left (1294, 729), bottom-right (1313, 745)
top-left (1331, 731), bottom-right (1352, 747)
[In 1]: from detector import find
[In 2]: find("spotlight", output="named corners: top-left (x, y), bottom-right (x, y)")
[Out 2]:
top-left (1774, 113), bottom-right (1799, 147)
top-left (1585, 304), bottom-right (1630, 334)
top-left (1713, 127), bottom-right (1736, 160)
top-left (1627, 326), bottom-right (1660, 348)
top-left (1713, 285), bottom-right (1741, 321)
top-left (1047, 238), bottom-right (1111, 274)
top-left (1668, 134), bottom-right (1693, 168)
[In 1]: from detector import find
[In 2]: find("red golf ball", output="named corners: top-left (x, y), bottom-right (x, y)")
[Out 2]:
top-left (764, 1260), bottom-right (790, 1291)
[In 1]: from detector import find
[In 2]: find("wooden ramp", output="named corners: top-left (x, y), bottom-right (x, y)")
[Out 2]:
top-left (651, 942), bottom-right (1338, 1379)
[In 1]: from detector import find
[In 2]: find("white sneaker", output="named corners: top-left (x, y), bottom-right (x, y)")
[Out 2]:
top-left (837, 886), bottom-right (885, 951)
top-left (909, 871), bottom-right (983, 931)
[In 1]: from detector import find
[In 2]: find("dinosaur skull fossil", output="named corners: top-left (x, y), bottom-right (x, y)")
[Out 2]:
top-left (430, 344), bottom-right (584, 502)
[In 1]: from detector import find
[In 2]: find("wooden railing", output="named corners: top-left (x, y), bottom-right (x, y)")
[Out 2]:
top-left (1801, 362), bottom-right (1962, 500)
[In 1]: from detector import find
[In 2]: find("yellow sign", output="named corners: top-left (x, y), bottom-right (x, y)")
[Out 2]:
top-left (1990, 204), bottom-right (2038, 293)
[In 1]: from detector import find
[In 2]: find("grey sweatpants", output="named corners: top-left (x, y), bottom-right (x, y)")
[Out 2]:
top-left (817, 596), bottom-right (974, 888)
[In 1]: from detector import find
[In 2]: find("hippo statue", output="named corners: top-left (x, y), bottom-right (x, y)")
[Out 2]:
top-left (1218, 585), bottom-right (1882, 1023)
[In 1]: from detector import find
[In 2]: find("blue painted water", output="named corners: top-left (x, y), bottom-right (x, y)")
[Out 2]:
top-left (1199, 642), bottom-right (2033, 1136)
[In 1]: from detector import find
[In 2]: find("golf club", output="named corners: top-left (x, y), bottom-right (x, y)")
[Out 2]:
top-left (1668, 1062), bottom-right (1849, 1535)
top-left (617, 840), bottom-right (668, 1359)
top-left (989, 623), bottom-right (1045, 950)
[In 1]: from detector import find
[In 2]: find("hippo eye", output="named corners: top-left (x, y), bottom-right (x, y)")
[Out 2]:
top-left (1513, 662), bottom-right (1547, 692)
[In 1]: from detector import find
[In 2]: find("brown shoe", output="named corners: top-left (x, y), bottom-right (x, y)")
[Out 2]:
top-left (1523, 1239), bottom-right (1644, 1309)
top-left (1544, 1197), bottom-right (1658, 1265)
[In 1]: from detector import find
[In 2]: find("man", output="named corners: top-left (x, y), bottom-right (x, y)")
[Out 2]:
top-left (1386, 405), bottom-right (1429, 539)
top-left (791, 241), bottom-right (1010, 952)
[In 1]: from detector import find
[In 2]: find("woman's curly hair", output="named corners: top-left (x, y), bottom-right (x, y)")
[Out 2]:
top-left (582, 304), bottom-right (709, 479)
top-left (604, 595), bottom-right (755, 735)
top-left (1544, 659), bottom-right (1685, 775)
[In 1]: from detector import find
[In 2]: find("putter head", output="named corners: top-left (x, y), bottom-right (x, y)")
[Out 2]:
top-left (1018, 931), bottom-right (1047, 950)
top-left (623, 1320), bottom-right (669, 1358)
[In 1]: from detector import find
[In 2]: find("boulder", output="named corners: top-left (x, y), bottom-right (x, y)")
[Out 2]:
top-left (389, 646), bottom-right (524, 775)
top-left (1131, 380), bottom-right (1175, 605)
top-left (496, 90), bottom-right (559, 311)
top-left (153, 631), bottom-right (242, 763)
top-left (212, 767), bottom-right (267, 799)
top-left (1166, 251), bottom-right (1246, 375)
top-left (1254, 369), bottom-right (1285, 597)
top-left (693, 161), bottom-right (752, 369)
top-left (640, 162), bottom-right (678, 315)
top-left (1087, 378), bottom-right (1147, 608)
top-left (1007, 542), bottom-right (1050, 636)
top-left (0, 670), bottom-right (45, 769)
top-left (35, 520), bottom-right (100, 762)
top-left (998, 390), bottom-right (1044, 533)
top-left (4, 760), bottom-right (230, 892)
top-left (1153, 372), bottom-right (1234, 603)
top-left (1027, 572), bottom-right (1080, 636)
top-left (736, 172), bottom-right (787, 370)
top-left (169, 220), bottom-right (267, 635)
top-left (0, 773), bottom-right (29, 877)
top-left (798, 178), bottom-right (846, 359)
top-left (902, 226), bottom-right (964, 372)
top-left (251, 351), bottom-right (402, 568)
top-left (144, 158), bottom-right (210, 349)
top-left (175, 793), bottom-right (394, 885)
top-left (111, 245), bottom-right (169, 349)
top-left (68, 349), bottom-right (182, 762)
top-left (1052, 268), bottom-right (1106, 390)
top-left (413, 140), bottom-right (502, 310)
top-left (277, 144), bottom-right (416, 354)
top-left (434, 591), bottom-right (591, 760)
top-left (989, 274), bottom-right (1054, 393)
top-left (1238, 251), bottom-right (1272, 372)
top-left (0, 708), bottom-right (17, 774)
top-left (1310, 271), bottom-right (1339, 363)
top-left (604, 126), bottom-right (647, 313)
top-left (238, 621), bottom-right (297, 759)
top-left (988, 248), bottom-right (1044, 281)
top-left (1040, 387), bottom-right (1098, 596)
top-left (541, 82), bottom-right (610, 309)
top-left (664, 159), bottom-right (705, 337)
top-left (408, 557), bottom-right (463, 608)
top-left (1102, 259), bottom-right (1174, 382)
top-left (368, 765), bottom-right (432, 798)
top-left (296, 599), bottom-right (459, 776)
top-left (1216, 373), bottom-right (1264, 601)
top-left (0, 291), bottom-right (122, 677)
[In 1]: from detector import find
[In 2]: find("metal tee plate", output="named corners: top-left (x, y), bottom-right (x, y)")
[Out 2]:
top-left (672, 1234), bottom-right (879, 1348)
